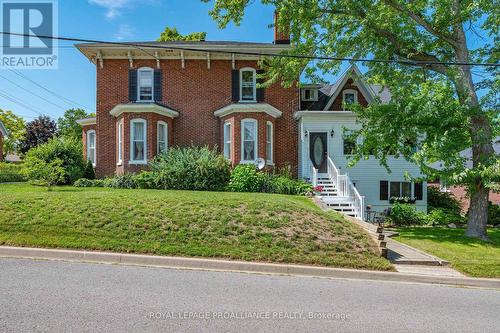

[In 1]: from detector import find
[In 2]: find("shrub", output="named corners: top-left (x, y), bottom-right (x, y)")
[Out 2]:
top-left (0, 162), bottom-right (25, 183)
top-left (133, 171), bottom-right (157, 189)
top-left (427, 186), bottom-right (462, 214)
top-left (489, 202), bottom-right (500, 226)
top-left (387, 203), bottom-right (426, 226)
top-left (74, 178), bottom-right (94, 188)
top-left (22, 137), bottom-right (85, 185)
top-left (267, 175), bottom-right (312, 195)
top-left (425, 208), bottom-right (466, 226)
top-left (21, 158), bottom-right (65, 190)
top-left (228, 164), bottom-right (264, 192)
top-left (82, 160), bottom-right (95, 180)
top-left (151, 146), bottom-right (231, 191)
top-left (104, 173), bottom-right (137, 189)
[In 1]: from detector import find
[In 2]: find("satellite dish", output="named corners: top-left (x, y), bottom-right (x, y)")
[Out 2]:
top-left (255, 158), bottom-right (266, 170)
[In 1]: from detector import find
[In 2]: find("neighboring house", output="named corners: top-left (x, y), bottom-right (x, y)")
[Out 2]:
top-left (429, 136), bottom-right (500, 212)
top-left (0, 120), bottom-right (8, 161)
top-left (75, 14), bottom-right (427, 220)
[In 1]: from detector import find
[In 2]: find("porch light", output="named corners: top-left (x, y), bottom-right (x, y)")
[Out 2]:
top-left (304, 130), bottom-right (309, 138)
top-left (330, 129), bottom-right (335, 137)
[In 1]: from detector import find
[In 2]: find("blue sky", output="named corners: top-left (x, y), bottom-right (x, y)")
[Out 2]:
top-left (0, 0), bottom-right (492, 122)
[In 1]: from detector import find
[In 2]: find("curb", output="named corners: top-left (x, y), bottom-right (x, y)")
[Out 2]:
top-left (1, 246), bottom-right (499, 289)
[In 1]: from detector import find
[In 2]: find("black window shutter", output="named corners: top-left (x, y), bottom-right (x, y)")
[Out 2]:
top-left (154, 69), bottom-right (162, 102)
top-left (231, 69), bottom-right (239, 102)
top-left (129, 69), bottom-right (138, 102)
top-left (414, 182), bottom-right (423, 200)
top-left (256, 69), bottom-right (265, 102)
top-left (380, 181), bottom-right (389, 200)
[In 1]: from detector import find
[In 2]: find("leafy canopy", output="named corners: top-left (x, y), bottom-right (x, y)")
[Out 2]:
top-left (0, 109), bottom-right (25, 155)
top-left (158, 26), bottom-right (207, 42)
top-left (57, 108), bottom-right (93, 142)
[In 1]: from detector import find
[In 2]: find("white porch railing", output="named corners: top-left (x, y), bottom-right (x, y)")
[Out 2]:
top-left (328, 157), bottom-right (365, 221)
top-left (311, 165), bottom-right (318, 187)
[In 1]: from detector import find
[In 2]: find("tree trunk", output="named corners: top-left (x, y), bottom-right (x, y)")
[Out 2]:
top-left (453, 15), bottom-right (494, 240)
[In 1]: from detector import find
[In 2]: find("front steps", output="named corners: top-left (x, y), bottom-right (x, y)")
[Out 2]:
top-left (315, 177), bottom-right (358, 218)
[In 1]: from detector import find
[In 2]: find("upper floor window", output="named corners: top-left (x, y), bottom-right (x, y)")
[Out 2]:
top-left (86, 130), bottom-right (96, 166)
top-left (138, 67), bottom-right (154, 101)
top-left (266, 121), bottom-right (273, 164)
top-left (342, 89), bottom-right (358, 109)
top-left (223, 122), bottom-right (231, 160)
top-left (301, 88), bottom-right (318, 101)
top-left (240, 68), bottom-right (256, 102)
top-left (241, 118), bottom-right (257, 162)
top-left (157, 121), bottom-right (168, 154)
top-left (130, 119), bottom-right (147, 164)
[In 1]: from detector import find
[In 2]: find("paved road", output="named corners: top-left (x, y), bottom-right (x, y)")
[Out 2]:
top-left (0, 258), bottom-right (498, 333)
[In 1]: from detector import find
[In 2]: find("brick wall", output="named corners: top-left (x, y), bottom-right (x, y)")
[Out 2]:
top-left (94, 58), bottom-right (299, 177)
top-left (328, 78), bottom-right (369, 110)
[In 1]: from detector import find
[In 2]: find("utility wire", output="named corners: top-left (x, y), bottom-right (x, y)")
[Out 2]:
top-left (0, 91), bottom-right (45, 116)
top-left (0, 31), bottom-right (498, 68)
top-left (7, 69), bottom-right (95, 111)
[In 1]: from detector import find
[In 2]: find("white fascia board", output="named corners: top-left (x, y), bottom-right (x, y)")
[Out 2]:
top-left (110, 103), bottom-right (179, 118)
top-left (214, 103), bottom-right (282, 118)
top-left (75, 117), bottom-right (97, 126)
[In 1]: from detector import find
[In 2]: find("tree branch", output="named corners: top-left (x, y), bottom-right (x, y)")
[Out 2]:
top-left (382, 0), bottom-right (458, 47)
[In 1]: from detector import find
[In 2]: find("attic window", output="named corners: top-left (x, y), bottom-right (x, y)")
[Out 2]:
top-left (302, 88), bottom-right (318, 102)
top-left (342, 89), bottom-right (358, 110)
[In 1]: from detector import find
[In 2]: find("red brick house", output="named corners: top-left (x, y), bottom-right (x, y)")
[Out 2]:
top-left (0, 120), bottom-right (7, 161)
top-left (75, 18), bottom-right (428, 220)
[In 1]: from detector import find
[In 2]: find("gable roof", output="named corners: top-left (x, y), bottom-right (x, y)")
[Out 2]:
top-left (300, 64), bottom-right (392, 111)
top-left (0, 120), bottom-right (8, 137)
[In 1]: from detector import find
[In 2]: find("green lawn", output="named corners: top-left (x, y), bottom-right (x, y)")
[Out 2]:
top-left (394, 227), bottom-right (500, 278)
top-left (0, 184), bottom-right (392, 271)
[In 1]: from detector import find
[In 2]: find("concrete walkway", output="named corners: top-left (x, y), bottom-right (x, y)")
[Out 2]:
top-left (386, 237), bottom-right (449, 266)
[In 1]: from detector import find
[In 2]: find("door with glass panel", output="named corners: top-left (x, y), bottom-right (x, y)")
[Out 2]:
top-left (309, 132), bottom-right (328, 173)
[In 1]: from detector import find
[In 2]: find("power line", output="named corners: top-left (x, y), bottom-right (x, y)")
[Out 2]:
top-left (1, 31), bottom-right (498, 68)
top-left (0, 73), bottom-right (69, 111)
top-left (7, 69), bottom-right (95, 111)
top-left (0, 91), bottom-right (45, 116)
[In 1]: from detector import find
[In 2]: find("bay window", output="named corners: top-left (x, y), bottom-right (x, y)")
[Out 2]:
top-left (86, 130), bottom-right (96, 166)
top-left (223, 122), bottom-right (231, 160)
top-left (266, 121), bottom-right (273, 164)
top-left (130, 119), bottom-right (147, 163)
top-left (241, 119), bottom-right (257, 162)
top-left (157, 121), bottom-right (168, 154)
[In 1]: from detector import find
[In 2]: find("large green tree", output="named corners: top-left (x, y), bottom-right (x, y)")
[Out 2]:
top-left (158, 26), bottom-right (207, 42)
top-left (0, 109), bottom-right (26, 155)
top-left (57, 108), bottom-right (93, 142)
top-left (205, 0), bottom-right (499, 239)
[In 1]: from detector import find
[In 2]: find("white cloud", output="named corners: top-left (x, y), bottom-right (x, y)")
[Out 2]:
top-left (88, 0), bottom-right (132, 19)
top-left (114, 24), bottom-right (135, 41)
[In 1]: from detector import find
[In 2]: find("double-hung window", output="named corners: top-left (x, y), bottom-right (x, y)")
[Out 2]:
top-left (240, 68), bottom-right (256, 102)
top-left (117, 122), bottom-right (123, 165)
top-left (130, 119), bottom-right (147, 163)
top-left (138, 67), bottom-right (154, 101)
top-left (157, 121), bottom-right (168, 154)
top-left (266, 121), bottom-right (273, 164)
top-left (86, 130), bottom-right (96, 166)
top-left (223, 122), bottom-right (231, 160)
top-left (241, 119), bottom-right (257, 162)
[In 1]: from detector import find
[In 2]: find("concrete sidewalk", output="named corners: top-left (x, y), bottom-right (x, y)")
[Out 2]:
top-left (0, 246), bottom-right (498, 289)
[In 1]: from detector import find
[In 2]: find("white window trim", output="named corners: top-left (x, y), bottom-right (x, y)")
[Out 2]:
top-left (239, 67), bottom-right (256, 103)
top-left (301, 88), bottom-right (318, 102)
top-left (240, 118), bottom-right (258, 163)
top-left (86, 130), bottom-right (96, 167)
top-left (342, 89), bottom-right (358, 110)
top-left (266, 121), bottom-right (273, 165)
top-left (117, 122), bottom-right (123, 166)
top-left (137, 67), bottom-right (154, 102)
top-left (129, 118), bottom-right (147, 164)
top-left (157, 121), bottom-right (168, 155)
top-left (223, 122), bottom-right (231, 161)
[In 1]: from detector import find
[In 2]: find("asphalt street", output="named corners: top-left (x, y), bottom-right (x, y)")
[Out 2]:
top-left (0, 258), bottom-right (498, 332)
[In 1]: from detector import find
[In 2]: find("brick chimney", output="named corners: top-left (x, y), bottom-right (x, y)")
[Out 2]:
top-left (274, 10), bottom-right (290, 44)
